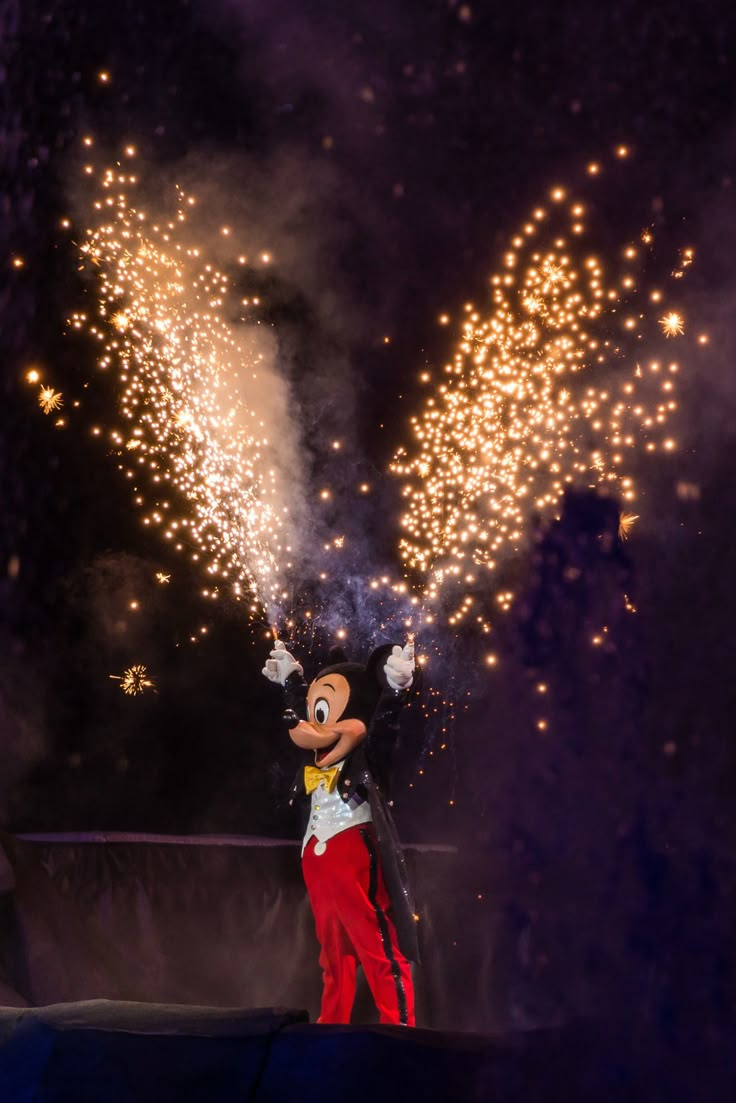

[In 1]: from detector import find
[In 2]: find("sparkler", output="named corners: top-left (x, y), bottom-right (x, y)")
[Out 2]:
top-left (392, 156), bottom-right (695, 618)
top-left (70, 153), bottom-right (296, 619)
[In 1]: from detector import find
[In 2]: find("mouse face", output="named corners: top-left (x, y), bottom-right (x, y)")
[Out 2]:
top-left (288, 646), bottom-right (397, 769)
top-left (288, 648), bottom-right (396, 770)
top-left (289, 669), bottom-right (369, 768)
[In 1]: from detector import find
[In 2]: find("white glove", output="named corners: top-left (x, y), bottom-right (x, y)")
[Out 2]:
top-left (261, 640), bottom-right (303, 686)
top-left (384, 642), bottom-right (415, 692)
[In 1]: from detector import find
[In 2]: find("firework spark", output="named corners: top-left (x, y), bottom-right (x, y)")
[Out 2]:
top-left (660, 311), bottom-right (685, 337)
top-left (71, 155), bottom-right (297, 619)
top-left (618, 511), bottom-right (639, 540)
top-left (392, 157), bottom-right (691, 618)
top-left (110, 664), bottom-right (155, 695)
top-left (39, 386), bottom-right (63, 414)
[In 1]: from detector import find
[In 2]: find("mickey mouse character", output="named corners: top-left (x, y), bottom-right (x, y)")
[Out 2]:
top-left (263, 639), bottom-right (418, 1026)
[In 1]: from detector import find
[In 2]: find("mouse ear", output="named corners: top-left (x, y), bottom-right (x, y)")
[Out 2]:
top-left (326, 645), bottom-right (349, 665)
top-left (365, 643), bottom-right (395, 689)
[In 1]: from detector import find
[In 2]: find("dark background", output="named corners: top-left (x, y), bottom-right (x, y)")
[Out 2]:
top-left (1, 0), bottom-right (736, 1034)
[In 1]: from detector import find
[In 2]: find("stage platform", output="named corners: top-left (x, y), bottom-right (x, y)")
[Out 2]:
top-left (0, 834), bottom-right (732, 1099)
top-left (0, 998), bottom-right (663, 1103)
top-left (0, 998), bottom-right (731, 1103)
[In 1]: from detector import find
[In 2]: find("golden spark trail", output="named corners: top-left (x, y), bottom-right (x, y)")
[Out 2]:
top-left (393, 159), bottom-right (693, 620)
top-left (71, 157), bottom-right (295, 618)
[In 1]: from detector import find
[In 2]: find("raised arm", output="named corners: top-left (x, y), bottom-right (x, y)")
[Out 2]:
top-left (262, 640), bottom-right (308, 722)
top-left (366, 642), bottom-right (417, 786)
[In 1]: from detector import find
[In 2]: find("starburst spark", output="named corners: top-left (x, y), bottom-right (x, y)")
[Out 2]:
top-left (660, 311), bottom-right (684, 337)
top-left (618, 511), bottom-right (639, 540)
top-left (39, 386), bottom-right (63, 414)
top-left (72, 156), bottom-right (296, 618)
top-left (110, 664), bottom-right (155, 695)
top-left (392, 158), bottom-right (690, 616)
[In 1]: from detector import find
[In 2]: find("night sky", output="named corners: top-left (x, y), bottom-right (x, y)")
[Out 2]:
top-left (2, 4), bottom-right (736, 1032)
top-left (3, 0), bottom-right (736, 1047)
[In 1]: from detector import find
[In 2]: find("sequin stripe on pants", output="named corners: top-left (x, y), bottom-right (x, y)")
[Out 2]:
top-left (302, 823), bottom-right (415, 1025)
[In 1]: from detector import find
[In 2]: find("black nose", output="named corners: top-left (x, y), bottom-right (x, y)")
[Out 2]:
top-left (282, 709), bottom-right (300, 729)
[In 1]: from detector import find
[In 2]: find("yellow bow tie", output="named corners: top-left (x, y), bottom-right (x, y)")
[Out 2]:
top-left (304, 764), bottom-right (340, 795)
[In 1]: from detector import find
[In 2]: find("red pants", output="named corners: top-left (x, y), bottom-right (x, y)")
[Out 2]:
top-left (302, 824), bottom-right (415, 1026)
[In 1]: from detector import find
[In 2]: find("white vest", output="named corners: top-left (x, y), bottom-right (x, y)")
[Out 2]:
top-left (302, 761), bottom-right (372, 856)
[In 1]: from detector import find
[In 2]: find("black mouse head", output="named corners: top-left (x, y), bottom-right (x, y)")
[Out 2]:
top-left (289, 644), bottom-right (393, 767)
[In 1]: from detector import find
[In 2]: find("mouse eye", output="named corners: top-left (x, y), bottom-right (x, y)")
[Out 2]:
top-left (313, 697), bottom-right (330, 725)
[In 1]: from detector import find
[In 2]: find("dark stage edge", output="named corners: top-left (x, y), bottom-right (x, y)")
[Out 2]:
top-left (0, 1000), bottom-right (731, 1103)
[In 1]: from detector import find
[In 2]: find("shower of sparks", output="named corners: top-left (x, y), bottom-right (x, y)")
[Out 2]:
top-left (672, 247), bottom-right (694, 279)
top-left (39, 386), bottom-right (63, 414)
top-left (660, 311), bottom-right (685, 337)
top-left (110, 664), bottom-right (155, 695)
top-left (70, 154), bottom-right (296, 618)
top-left (392, 157), bottom-right (693, 620)
top-left (618, 511), bottom-right (639, 540)
top-left (155, 572), bottom-right (171, 584)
